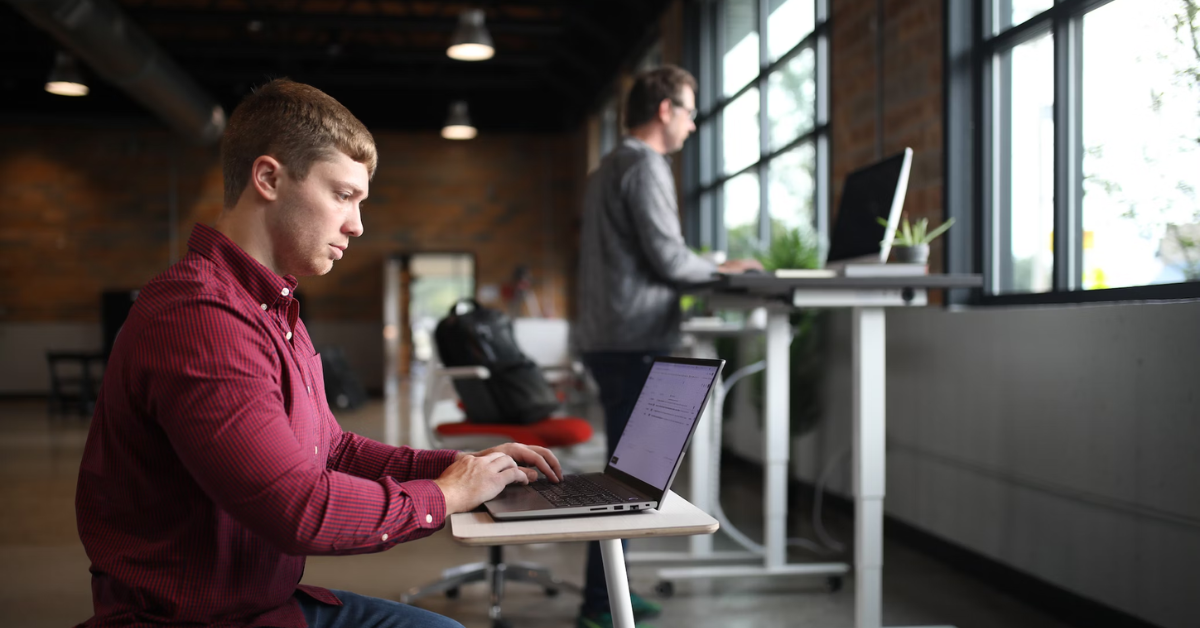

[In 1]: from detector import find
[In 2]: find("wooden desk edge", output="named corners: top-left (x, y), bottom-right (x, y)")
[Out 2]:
top-left (452, 521), bottom-right (720, 547)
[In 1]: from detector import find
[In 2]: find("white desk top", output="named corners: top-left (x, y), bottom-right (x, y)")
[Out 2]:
top-left (450, 490), bottom-right (719, 546)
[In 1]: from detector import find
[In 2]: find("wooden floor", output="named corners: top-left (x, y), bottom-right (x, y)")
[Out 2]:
top-left (0, 397), bottom-right (1077, 628)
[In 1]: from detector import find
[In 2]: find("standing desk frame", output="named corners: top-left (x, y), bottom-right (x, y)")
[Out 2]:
top-left (631, 274), bottom-right (981, 628)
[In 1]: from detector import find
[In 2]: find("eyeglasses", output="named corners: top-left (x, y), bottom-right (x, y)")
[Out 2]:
top-left (671, 101), bottom-right (699, 121)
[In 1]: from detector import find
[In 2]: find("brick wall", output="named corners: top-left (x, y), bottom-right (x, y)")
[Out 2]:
top-left (0, 125), bottom-right (584, 325)
top-left (831, 0), bottom-right (945, 272)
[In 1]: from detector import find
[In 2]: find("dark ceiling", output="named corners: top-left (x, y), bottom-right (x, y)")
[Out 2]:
top-left (0, 0), bottom-right (672, 133)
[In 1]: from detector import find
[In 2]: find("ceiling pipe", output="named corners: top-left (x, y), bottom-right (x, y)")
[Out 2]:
top-left (7, 0), bottom-right (226, 144)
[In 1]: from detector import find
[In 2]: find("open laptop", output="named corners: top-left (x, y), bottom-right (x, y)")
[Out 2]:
top-left (484, 356), bottom-right (724, 520)
top-left (826, 147), bottom-right (913, 267)
top-left (763, 147), bottom-right (914, 278)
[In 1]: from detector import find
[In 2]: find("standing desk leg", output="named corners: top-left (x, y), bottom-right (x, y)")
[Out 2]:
top-left (600, 538), bottom-right (636, 628)
top-left (764, 311), bottom-right (793, 570)
top-left (852, 307), bottom-right (886, 628)
top-left (688, 336), bottom-right (717, 557)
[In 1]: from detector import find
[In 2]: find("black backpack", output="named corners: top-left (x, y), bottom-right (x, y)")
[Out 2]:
top-left (319, 346), bottom-right (368, 411)
top-left (434, 299), bottom-right (561, 425)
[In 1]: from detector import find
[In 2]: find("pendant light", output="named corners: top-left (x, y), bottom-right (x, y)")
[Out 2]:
top-left (441, 101), bottom-right (478, 140)
top-left (447, 9), bottom-right (494, 61)
top-left (45, 51), bottom-right (89, 97)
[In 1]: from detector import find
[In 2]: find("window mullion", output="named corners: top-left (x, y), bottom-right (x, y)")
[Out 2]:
top-left (945, 0), bottom-right (977, 303)
top-left (696, 0), bottom-right (715, 249)
top-left (816, 0), bottom-right (830, 244)
top-left (757, 0), bottom-right (769, 245)
top-left (1051, 10), bottom-right (1081, 291)
top-left (714, 0), bottom-right (727, 253)
top-left (994, 48), bottom-right (1013, 293)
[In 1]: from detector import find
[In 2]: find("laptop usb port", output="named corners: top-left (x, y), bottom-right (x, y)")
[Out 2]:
top-left (614, 505), bottom-right (624, 510)
top-left (631, 505), bottom-right (639, 510)
top-left (590, 507), bottom-right (606, 511)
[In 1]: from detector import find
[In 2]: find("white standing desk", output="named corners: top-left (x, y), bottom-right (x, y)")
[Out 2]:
top-left (650, 274), bottom-right (981, 628)
top-left (451, 490), bottom-right (718, 628)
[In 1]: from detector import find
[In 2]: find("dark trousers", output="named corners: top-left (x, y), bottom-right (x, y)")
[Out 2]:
top-left (580, 350), bottom-right (665, 615)
top-left (297, 589), bottom-right (463, 628)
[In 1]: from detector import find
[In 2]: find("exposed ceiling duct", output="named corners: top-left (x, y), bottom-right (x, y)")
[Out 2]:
top-left (7, 0), bottom-right (226, 144)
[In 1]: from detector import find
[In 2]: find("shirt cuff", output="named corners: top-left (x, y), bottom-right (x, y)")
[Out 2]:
top-left (403, 479), bottom-right (449, 530)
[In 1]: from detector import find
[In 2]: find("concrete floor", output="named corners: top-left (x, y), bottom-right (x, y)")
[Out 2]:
top-left (0, 397), bottom-right (1076, 628)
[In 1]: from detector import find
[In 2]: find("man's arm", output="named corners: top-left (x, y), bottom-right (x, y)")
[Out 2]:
top-left (325, 426), bottom-right (564, 511)
top-left (141, 297), bottom-right (445, 556)
top-left (625, 155), bottom-right (718, 284)
top-left (324, 421), bottom-right (458, 482)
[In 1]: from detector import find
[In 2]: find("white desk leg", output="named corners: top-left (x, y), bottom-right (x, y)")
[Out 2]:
top-left (852, 307), bottom-right (886, 628)
top-left (688, 337), bottom-right (716, 557)
top-left (764, 311), bottom-right (792, 570)
top-left (601, 538), bottom-right (636, 628)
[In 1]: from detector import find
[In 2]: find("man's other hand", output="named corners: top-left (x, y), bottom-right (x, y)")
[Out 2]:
top-left (436, 443), bottom-right (563, 514)
top-left (718, 258), bottom-right (764, 273)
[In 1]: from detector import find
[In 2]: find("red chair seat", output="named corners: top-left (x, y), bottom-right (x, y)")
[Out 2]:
top-left (435, 417), bottom-right (593, 448)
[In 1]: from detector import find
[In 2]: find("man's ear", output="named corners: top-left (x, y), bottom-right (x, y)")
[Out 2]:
top-left (657, 98), bottom-right (674, 124)
top-left (250, 155), bottom-right (284, 202)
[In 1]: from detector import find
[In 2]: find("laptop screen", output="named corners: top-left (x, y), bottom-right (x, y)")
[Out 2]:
top-left (608, 360), bottom-right (720, 490)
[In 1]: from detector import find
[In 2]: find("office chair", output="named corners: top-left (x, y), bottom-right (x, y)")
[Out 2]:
top-left (401, 360), bottom-right (593, 628)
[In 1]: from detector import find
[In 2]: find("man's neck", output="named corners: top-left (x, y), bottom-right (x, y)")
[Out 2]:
top-left (214, 204), bottom-right (281, 276)
top-left (628, 125), bottom-right (668, 155)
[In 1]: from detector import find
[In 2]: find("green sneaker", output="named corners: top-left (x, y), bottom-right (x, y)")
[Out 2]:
top-left (629, 592), bottom-right (663, 619)
top-left (576, 612), bottom-right (657, 628)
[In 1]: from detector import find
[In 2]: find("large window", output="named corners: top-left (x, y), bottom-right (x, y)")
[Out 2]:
top-left (683, 0), bottom-right (829, 259)
top-left (948, 0), bottom-right (1200, 304)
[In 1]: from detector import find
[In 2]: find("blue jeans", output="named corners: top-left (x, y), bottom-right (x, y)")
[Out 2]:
top-left (297, 589), bottom-right (464, 628)
top-left (580, 350), bottom-right (665, 616)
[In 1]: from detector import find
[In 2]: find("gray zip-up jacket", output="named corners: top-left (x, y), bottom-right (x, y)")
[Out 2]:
top-left (575, 137), bottom-right (717, 352)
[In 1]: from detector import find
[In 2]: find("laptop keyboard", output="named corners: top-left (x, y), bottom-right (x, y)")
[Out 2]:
top-left (530, 476), bottom-right (625, 508)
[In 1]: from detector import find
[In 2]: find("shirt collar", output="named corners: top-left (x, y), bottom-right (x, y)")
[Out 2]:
top-left (187, 223), bottom-right (298, 307)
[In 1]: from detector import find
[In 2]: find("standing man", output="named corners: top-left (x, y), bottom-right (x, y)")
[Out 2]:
top-left (575, 66), bottom-right (760, 628)
top-left (75, 78), bottom-right (561, 628)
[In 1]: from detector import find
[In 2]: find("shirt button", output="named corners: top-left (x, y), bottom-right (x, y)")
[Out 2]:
top-left (286, 331), bottom-right (293, 340)
top-left (260, 303), bottom-right (268, 311)
top-left (314, 445), bottom-right (318, 455)
top-left (308, 385), bottom-right (312, 394)
top-left (381, 533), bottom-right (389, 541)
top-left (425, 514), bottom-right (433, 524)
top-left (281, 288), bottom-right (290, 296)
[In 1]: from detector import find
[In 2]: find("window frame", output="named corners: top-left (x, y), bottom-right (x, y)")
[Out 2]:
top-left (945, 0), bottom-right (1200, 306)
top-left (682, 0), bottom-right (831, 257)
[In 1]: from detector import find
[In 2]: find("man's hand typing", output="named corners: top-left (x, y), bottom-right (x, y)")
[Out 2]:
top-left (436, 443), bottom-right (563, 514)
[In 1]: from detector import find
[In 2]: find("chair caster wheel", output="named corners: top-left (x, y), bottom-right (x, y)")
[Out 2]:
top-left (445, 587), bottom-right (460, 599)
top-left (825, 576), bottom-right (843, 593)
top-left (655, 580), bottom-right (674, 598)
top-left (545, 587), bottom-right (560, 597)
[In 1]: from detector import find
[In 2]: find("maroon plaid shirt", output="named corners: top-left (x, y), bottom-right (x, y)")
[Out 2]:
top-left (76, 224), bottom-right (457, 627)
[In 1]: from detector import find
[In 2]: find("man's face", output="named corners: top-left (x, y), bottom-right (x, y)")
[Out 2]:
top-left (664, 86), bottom-right (697, 154)
top-left (269, 151), bottom-right (367, 277)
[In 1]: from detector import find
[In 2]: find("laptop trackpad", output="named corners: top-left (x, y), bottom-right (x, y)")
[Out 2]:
top-left (486, 483), bottom-right (553, 515)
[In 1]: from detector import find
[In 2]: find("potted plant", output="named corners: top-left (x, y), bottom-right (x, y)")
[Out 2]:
top-left (877, 214), bottom-right (955, 264)
top-left (756, 224), bottom-right (822, 272)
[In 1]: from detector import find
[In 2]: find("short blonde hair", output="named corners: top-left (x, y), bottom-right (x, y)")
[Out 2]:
top-left (221, 78), bottom-right (377, 208)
